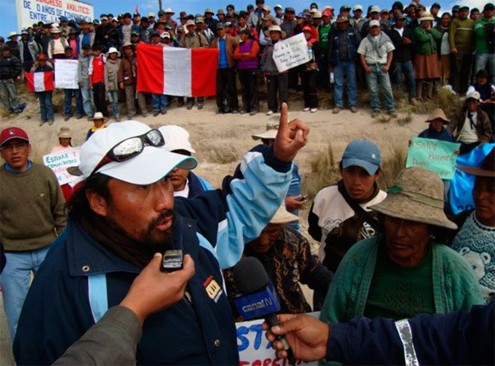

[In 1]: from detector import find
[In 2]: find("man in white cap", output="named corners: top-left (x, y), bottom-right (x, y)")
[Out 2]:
top-left (14, 105), bottom-right (310, 365)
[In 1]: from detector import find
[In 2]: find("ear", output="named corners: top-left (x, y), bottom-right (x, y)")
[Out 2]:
top-left (86, 189), bottom-right (109, 217)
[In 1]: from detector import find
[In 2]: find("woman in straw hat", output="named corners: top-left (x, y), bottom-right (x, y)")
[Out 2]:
top-left (224, 205), bottom-right (332, 315)
top-left (418, 108), bottom-right (454, 142)
top-left (451, 147), bottom-right (495, 302)
top-left (50, 126), bottom-right (76, 201)
top-left (320, 167), bottom-right (483, 325)
top-left (413, 12), bottom-right (441, 100)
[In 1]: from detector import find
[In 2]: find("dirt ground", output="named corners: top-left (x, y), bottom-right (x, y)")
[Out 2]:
top-left (0, 91), bottom-right (428, 364)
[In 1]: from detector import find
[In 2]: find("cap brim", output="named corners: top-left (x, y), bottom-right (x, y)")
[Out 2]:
top-left (370, 194), bottom-right (457, 230)
top-left (252, 131), bottom-right (278, 140)
top-left (457, 165), bottom-right (495, 177)
top-left (342, 159), bottom-right (379, 175)
top-left (96, 147), bottom-right (198, 185)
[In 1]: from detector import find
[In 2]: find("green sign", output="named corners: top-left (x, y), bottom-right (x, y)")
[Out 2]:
top-left (406, 137), bottom-right (460, 180)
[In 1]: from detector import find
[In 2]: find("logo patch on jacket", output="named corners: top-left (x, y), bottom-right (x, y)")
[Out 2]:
top-left (203, 275), bottom-right (223, 303)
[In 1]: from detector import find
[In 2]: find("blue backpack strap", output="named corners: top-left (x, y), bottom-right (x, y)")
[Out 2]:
top-left (88, 273), bottom-right (108, 323)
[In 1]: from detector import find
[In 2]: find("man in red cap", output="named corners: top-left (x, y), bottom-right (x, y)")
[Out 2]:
top-left (0, 126), bottom-right (66, 344)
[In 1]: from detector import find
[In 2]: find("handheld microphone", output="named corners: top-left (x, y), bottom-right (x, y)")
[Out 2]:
top-left (232, 257), bottom-right (297, 365)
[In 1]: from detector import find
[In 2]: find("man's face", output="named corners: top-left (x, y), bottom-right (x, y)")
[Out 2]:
top-left (338, 20), bottom-right (349, 30)
top-left (341, 165), bottom-right (379, 201)
top-left (0, 139), bottom-right (31, 171)
top-left (384, 216), bottom-right (431, 266)
top-left (124, 17), bottom-right (132, 25)
top-left (430, 119), bottom-right (444, 132)
top-left (467, 99), bottom-right (479, 112)
top-left (270, 31), bottom-right (281, 41)
top-left (167, 166), bottom-right (189, 191)
top-left (285, 11), bottom-right (295, 21)
top-left (186, 25), bottom-right (195, 34)
top-left (369, 25), bottom-right (381, 36)
top-left (249, 223), bottom-right (282, 253)
top-left (459, 9), bottom-right (469, 19)
top-left (484, 8), bottom-right (494, 19)
top-left (97, 177), bottom-right (175, 246)
top-left (353, 9), bottom-right (362, 18)
top-left (470, 10), bottom-right (480, 20)
top-left (473, 176), bottom-right (495, 226)
top-left (431, 7), bottom-right (439, 16)
top-left (238, 16), bottom-right (246, 26)
top-left (395, 18), bottom-right (405, 28)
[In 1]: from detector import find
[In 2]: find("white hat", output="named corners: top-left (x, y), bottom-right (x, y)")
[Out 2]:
top-left (185, 19), bottom-right (196, 27)
top-left (8, 31), bottom-right (19, 38)
top-left (312, 10), bottom-right (322, 18)
top-left (148, 12), bottom-right (156, 17)
top-left (370, 5), bottom-right (381, 13)
top-left (160, 32), bottom-right (171, 39)
top-left (353, 4), bottom-right (364, 11)
top-left (159, 125), bottom-right (196, 154)
top-left (252, 123), bottom-right (278, 140)
top-left (76, 121), bottom-right (197, 184)
top-left (269, 204), bottom-right (299, 224)
top-left (164, 8), bottom-right (174, 14)
top-left (93, 112), bottom-right (106, 120)
top-left (466, 90), bottom-right (481, 101)
top-left (369, 19), bottom-right (381, 27)
top-left (419, 12), bottom-right (434, 21)
top-left (274, 4), bottom-right (283, 10)
top-left (106, 46), bottom-right (120, 57)
top-left (263, 5), bottom-right (271, 12)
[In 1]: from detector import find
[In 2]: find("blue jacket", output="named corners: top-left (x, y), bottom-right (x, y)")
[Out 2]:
top-left (328, 28), bottom-right (361, 66)
top-left (328, 302), bottom-right (494, 364)
top-left (187, 171), bottom-right (214, 198)
top-left (14, 147), bottom-right (292, 365)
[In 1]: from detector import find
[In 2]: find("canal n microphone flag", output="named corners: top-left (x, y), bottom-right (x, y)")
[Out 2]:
top-left (136, 43), bottom-right (218, 97)
top-left (25, 72), bottom-right (54, 92)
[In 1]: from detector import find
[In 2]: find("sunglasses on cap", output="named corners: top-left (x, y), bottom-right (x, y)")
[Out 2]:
top-left (90, 129), bottom-right (165, 176)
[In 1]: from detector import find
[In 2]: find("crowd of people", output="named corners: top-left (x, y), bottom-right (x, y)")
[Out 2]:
top-left (0, 1), bottom-right (494, 365)
top-left (0, 0), bottom-right (494, 122)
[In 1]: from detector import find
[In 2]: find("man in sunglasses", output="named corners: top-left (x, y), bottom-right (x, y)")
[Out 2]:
top-left (14, 104), bottom-right (309, 365)
top-left (0, 127), bottom-right (67, 345)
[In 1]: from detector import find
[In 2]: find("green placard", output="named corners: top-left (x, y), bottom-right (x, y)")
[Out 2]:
top-left (406, 137), bottom-right (460, 180)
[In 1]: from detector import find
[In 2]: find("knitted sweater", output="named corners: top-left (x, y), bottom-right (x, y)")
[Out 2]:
top-left (320, 235), bottom-right (483, 324)
top-left (451, 212), bottom-right (495, 303)
top-left (0, 163), bottom-right (67, 251)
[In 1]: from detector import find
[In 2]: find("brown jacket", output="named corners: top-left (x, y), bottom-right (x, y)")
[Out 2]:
top-left (179, 32), bottom-right (209, 49)
top-left (210, 36), bottom-right (239, 68)
top-left (117, 55), bottom-right (137, 86)
top-left (448, 108), bottom-right (493, 143)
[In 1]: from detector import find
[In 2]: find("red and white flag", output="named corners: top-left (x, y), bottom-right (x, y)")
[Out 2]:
top-left (136, 43), bottom-right (218, 97)
top-left (25, 72), bottom-right (54, 92)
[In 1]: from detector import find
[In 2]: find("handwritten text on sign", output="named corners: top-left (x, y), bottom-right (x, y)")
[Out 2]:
top-left (43, 148), bottom-right (80, 185)
top-left (15, 0), bottom-right (94, 32)
top-left (406, 137), bottom-right (460, 180)
top-left (273, 33), bottom-right (311, 73)
top-left (236, 313), bottom-right (318, 366)
top-left (55, 59), bottom-right (79, 89)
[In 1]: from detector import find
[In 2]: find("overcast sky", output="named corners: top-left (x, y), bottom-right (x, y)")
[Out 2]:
top-left (1, 0), bottom-right (487, 40)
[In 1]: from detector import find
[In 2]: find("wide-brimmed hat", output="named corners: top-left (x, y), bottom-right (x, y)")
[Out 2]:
top-left (425, 108), bottom-right (449, 124)
top-left (252, 123), bottom-right (278, 140)
top-left (50, 27), bottom-right (61, 34)
top-left (370, 167), bottom-right (457, 229)
top-left (419, 12), bottom-right (434, 21)
top-left (336, 15), bottom-right (350, 23)
top-left (106, 46), bottom-right (120, 57)
top-left (58, 127), bottom-right (72, 139)
top-left (70, 121), bottom-right (197, 185)
top-left (8, 31), bottom-right (19, 38)
top-left (159, 125), bottom-right (196, 154)
top-left (264, 25), bottom-right (286, 38)
top-left (466, 90), bottom-right (481, 101)
top-left (164, 8), bottom-right (174, 14)
top-left (269, 204), bottom-right (299, 224)
top-left (185, 19), bottom-right (196, 27)
top-left (457, 147), bottom-right (495, 177)
top-left (92, 112), bottom-right (107, 121)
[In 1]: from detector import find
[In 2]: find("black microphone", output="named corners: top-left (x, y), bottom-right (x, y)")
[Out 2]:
top-left (232, 257), bottom-right (297, 365)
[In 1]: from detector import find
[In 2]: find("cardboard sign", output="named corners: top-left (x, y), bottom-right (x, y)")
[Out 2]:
top-left (42, 148), bottom-right (80, 185)
top-left (273, 33), bottom-right (311, 73)
top-left (15, 0), bottom-right (93, 31)
top-left (55, 59), bottom-right (79, 89)
top-left (406, 137), bottom-right (460, 180)
top-left (236, 312), bottom-right (319, 366)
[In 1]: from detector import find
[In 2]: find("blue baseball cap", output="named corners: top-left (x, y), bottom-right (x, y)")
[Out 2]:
top-left (59, 16), bottom-right (69, 22)
top-left (342, 139), bottom-right (381, 175)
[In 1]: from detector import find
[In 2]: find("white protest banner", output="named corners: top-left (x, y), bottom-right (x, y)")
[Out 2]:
top-left (16, 0), bottom-right (93, 32)
top-left (43, 147), bottom-right (80, 185)
top-left (406, 137), bottom-right (460, 180)
top-left (236, 312), bottom-right (319, 366)
top-left (273, 33), bottom-right (311, 73)
top-left (55, 59), bottom-right (79, 89)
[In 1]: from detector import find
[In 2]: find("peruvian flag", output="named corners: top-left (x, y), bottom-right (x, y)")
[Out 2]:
top-left (25, 72), bottom-right (54, 92)
top-left (136, 43), bottom-right (218, 97)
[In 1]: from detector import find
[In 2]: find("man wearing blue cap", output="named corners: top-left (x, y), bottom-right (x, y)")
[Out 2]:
top-left (308, 139), bottom-right (386, 308)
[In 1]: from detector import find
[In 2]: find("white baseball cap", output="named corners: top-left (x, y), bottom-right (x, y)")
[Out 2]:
top-left (74, 121), bottom-right (197, 185)
top-left (159, 125), bottom-right (196, 154)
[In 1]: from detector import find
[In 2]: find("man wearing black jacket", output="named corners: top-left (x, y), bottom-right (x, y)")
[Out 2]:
top-left (0, 47), bottom-right (22, 115)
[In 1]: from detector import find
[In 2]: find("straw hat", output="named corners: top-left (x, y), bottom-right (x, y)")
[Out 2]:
top-left (419, 12), bottom-right (434, 21)
top-left (58, 127), bottom-right (72, 139)
top-left (458, 147), bottom-right (495, 177)
top-left (370, 167), bottom-right (457, 229)
top-left (264, 25), bottom-right (286, 38)
top-left (252, 123), bottom-right (278, 140)
top-left (270, 204), bottom-right (299, 224)
top-left (425, 108), bottom-right (449, 124)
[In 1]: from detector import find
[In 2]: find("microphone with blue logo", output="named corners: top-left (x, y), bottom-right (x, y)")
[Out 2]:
top-left (232, 257), bottom-right (296, 365)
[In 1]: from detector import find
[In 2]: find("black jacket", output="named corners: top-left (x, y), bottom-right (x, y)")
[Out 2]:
top-left (0, 54), bottom-right (21, 79)
top-left (387, 25), bottom-right (415, 62)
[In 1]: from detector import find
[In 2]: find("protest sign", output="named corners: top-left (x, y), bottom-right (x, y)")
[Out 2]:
top-left (55, 59), bottom-right (79, 89)
top-left (16, 0), bottom-right (93, 31)
top-left (236, 312), bottom-right (319, 366)
top-left (42, 148), bottom-right (80, 185)
top-left (273, 33), bottom-right (311, 73)
top-left (406, 137), bottom-right (460, 180)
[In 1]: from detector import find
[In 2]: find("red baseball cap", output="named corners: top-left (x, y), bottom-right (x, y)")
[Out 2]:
top-left (0, 127), bottom-right (29, 147)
